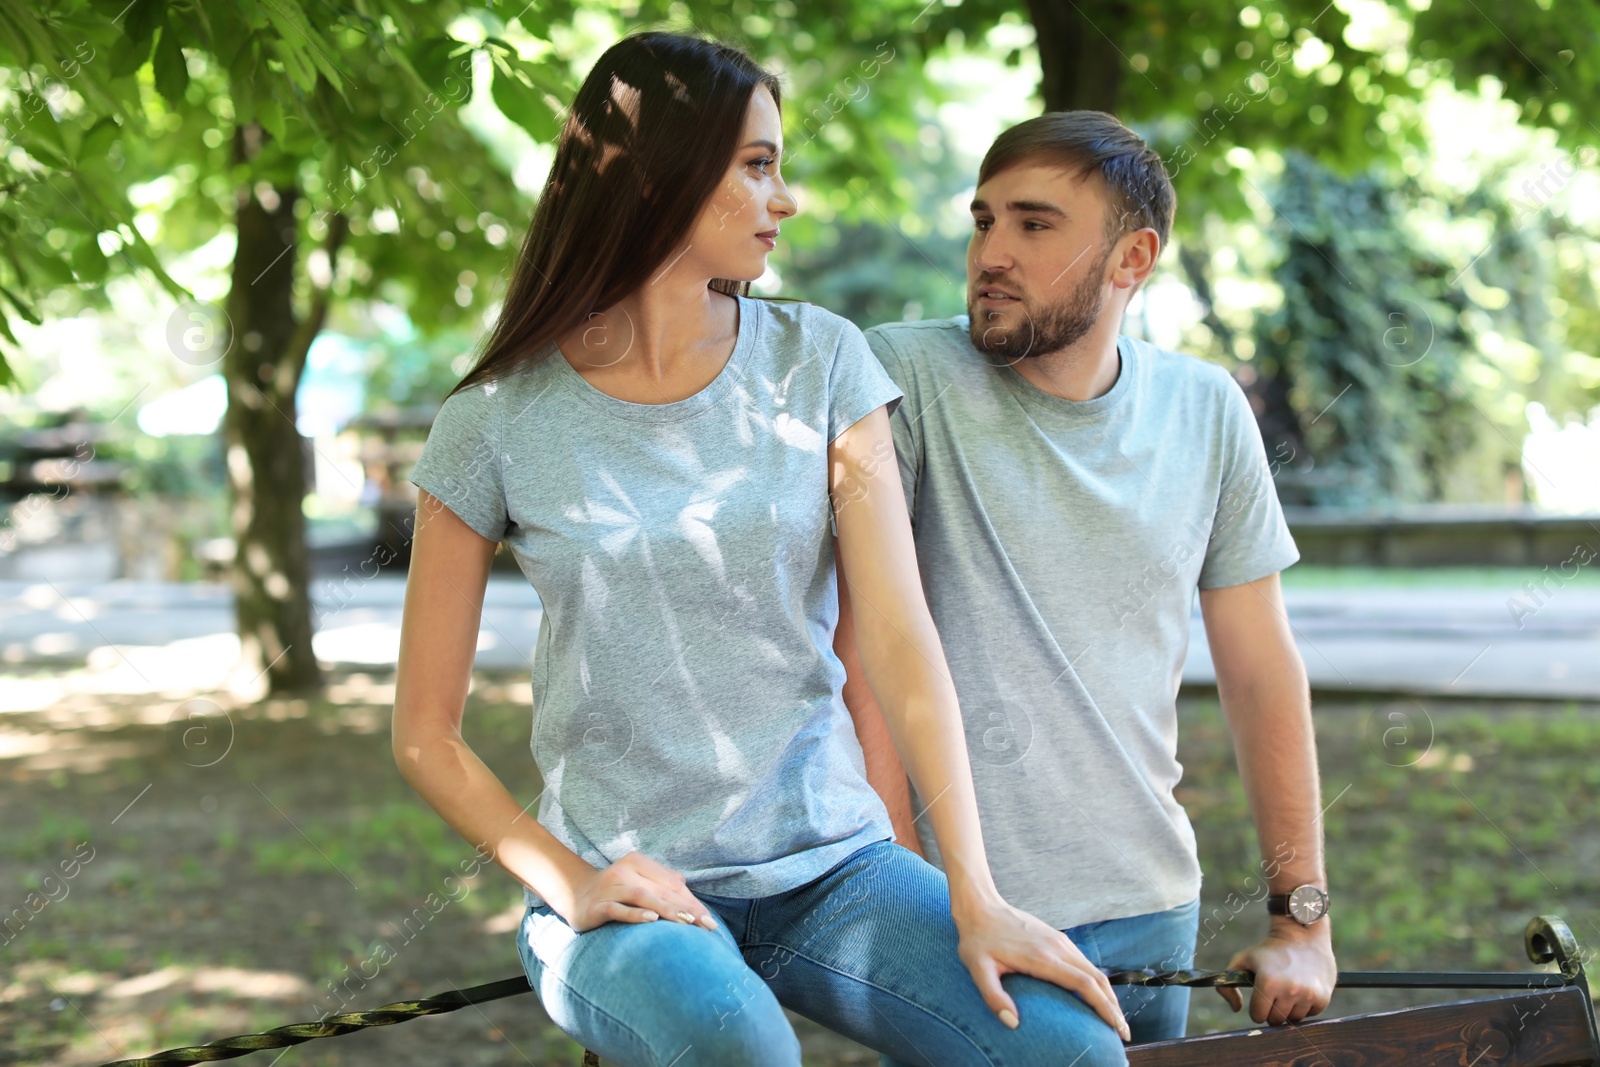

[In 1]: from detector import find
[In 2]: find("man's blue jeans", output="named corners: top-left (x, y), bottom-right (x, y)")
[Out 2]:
top-left (516, 838), bottom-right (1132, 1066)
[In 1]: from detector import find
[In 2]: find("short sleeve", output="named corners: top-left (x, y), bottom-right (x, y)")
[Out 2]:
top-left (827, 318), bottom-right (904, 444)
top-left (863, 327), bottom-right (921, 526)
top-left (409, 381), bottom-right (511, 542)
top-left (1198, 379), bottom-right (1300, 589)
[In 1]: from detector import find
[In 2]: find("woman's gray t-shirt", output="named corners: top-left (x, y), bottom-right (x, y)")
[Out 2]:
top-left (410, 295), bottom-right (903, 907)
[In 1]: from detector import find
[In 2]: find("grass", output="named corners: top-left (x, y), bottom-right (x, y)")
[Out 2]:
top-left (1280, 564), bottom-right (1600, 590)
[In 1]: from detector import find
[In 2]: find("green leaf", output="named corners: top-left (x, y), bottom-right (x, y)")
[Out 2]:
top-left (0, 8), bottom-right (40, 66)
top-left (0, 4), bottom-right (59, 67)
top-left (24, 247), bottom-right (78, 288)
top-left (78, 116), bottom-right (121, 165)
top-left (257, 94), bottom-right (287, 144)
top-left (269, 34), bottom-right (319, 93)
top-left (69, 236), bottom-right (110, 283)
top-left (259, 0), bottom-right (345, 95)
top-left (408, 36), bottom-right (464, 93)
top-left (152, 25), bottom-right (189, 106)
top-left (0, 284), bottom-right (43, 326)
top-left (492, 67), bottom-right (560, 143)
top-left (522, 61), bottom-right (572, 101)
top-left (122, 0), bottom-right (163, 49)
top-left (107, 30), bottom-right (151, 78)
top-left (229, 35), bottom-right (260, 120)
top-left (201, 0), bottom-right (254, 67)
top-left (14, 93), bottom-right (71, 169)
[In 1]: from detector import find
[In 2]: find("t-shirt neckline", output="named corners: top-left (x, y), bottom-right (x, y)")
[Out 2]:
top-left (549, 292), bottom-right (758, 422)
top-left (988, 328), bottom-right (1134, 421)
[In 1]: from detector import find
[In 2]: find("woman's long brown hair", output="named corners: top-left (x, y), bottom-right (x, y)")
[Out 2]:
top-left (452, 31), bottom-right (783, 395)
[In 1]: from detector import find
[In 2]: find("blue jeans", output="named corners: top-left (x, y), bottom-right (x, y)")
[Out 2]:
top-left (880, 895), bottom-right (1199, 1065)
top-left (516, 838), bottom-right (1130, 1066)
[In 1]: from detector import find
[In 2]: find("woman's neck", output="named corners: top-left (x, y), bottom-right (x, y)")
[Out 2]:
top-left (558, 273), bottom-right (737, 383)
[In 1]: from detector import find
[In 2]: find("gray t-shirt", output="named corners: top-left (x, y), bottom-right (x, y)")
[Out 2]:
top-left (865, 317), bottom-right (1299, 930)
top-left (411, 295), bottom-right (903, 908)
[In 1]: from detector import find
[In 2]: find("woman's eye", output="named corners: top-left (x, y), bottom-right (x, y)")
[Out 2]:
top-left (974, 219), bottom-right (991, 231)
top-left (750, 157), bottom-right (774, 174)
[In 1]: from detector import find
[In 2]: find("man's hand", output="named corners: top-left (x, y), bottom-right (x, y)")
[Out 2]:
top-left (1217, 920), bottom-right (1336, 1024)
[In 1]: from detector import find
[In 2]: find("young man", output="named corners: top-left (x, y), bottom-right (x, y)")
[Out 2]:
top-left (835, 111), bottom-right (1338, 1050)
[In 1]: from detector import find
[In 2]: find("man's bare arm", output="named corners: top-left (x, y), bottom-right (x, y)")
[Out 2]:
top-left (1199, 571), bottom-right (1336, 1026)
top-left (834, 539), bottom-right (925, 857)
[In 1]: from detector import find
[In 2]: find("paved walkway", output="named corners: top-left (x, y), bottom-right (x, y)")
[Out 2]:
top-left (3, 578), bottom-right (1598, 701)
top-left (1184, 588), bottom-right (1600, 699)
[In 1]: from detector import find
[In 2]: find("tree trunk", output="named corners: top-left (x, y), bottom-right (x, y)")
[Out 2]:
top-left (221, 123), bottom-right (342, 693)
top-left (1025, 0), bottom-right (1131, 113)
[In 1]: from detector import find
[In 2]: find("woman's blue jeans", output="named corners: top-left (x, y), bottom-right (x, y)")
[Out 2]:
top-left (515, 838), bottom-right (1148, 1066)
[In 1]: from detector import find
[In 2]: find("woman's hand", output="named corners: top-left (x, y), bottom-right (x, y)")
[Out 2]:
top-left (561, 850), bottom-right (721, 934)
top-left (954, 896), bottom-right (1131, 1042)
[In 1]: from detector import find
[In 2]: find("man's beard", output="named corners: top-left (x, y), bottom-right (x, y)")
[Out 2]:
top-left (968, 243), bottom-right (1114, 360)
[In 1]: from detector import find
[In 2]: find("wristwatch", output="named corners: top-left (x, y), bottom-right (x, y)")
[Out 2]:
top-left (1267, 884), bottom-right (1329, 925)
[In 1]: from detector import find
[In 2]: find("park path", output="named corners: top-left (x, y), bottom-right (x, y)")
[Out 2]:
top-left (2, 577), bottom-right (1598, 702)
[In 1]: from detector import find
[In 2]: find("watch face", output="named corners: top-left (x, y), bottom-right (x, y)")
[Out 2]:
top-left (1288, 885), bottom-right (1328, 923)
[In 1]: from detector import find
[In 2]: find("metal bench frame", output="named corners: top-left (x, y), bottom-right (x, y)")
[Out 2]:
top-left (104, 914), bottom-right (1598, 1067)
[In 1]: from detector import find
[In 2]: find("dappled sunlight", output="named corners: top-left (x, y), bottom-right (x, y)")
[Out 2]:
top-left (312, 621), bottom-right (500, 666)
top-left (480, 899), bottom-right (527, 935)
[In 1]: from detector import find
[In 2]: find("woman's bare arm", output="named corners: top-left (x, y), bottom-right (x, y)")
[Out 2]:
top-left (392, 488), bottom-right (717, 932)
top-left (834, 547), bottom-right (924, 856)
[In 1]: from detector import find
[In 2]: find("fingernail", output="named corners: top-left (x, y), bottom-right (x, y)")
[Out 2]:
top-left (676, 910), bottom-right (695, 923)
top-left (701, 915), bottom-right (718, 929)
top-left (641, 910), bottom-right (659, 921)
top-left (999, 1008), bottom-right (1018, 1029)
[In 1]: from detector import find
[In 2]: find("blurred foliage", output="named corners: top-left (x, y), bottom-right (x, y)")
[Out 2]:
top-left (0, 0), bottom-right (1598, 511)
top-left (776, 119), bottom-right (971, 329)
top-left (351, 319), bottom-right (481, 416)
top-left (97, 431), bottom-right (225, 497)
top-left (1247, 153), bottom-right (1486, 506)
top-left (0, 0), bottom-right (565, 384)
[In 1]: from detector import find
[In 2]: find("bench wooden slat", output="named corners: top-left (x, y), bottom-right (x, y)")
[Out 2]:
top-left (1127, 986), bottom-right (1599, 1067)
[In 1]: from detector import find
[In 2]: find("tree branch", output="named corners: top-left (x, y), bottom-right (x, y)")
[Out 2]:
top-left (284, 211), bottom-right (349, 388)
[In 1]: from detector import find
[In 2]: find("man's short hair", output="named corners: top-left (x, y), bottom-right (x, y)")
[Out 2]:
top-left (978, 111), bottom-right (1175, 252)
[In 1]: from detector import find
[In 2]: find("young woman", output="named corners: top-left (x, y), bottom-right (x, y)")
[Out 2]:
top-left (392, 30), bottom-right (1131, 1067)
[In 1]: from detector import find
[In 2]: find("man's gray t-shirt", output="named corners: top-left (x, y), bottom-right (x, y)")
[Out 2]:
top-left (864, 317), bottom-right (1299, 931)
top-left (411, 295), bottom-right (903, 909)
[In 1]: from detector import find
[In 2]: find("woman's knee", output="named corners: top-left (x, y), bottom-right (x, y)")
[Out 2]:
top-left (532, 963), bottom-right (799, 1067)
top-left (997, 1023), bottom-right (1127, 1067)
top-left (1054, 1025), bottom-right (1128, 1067)
top-left (690, 992), bottom-right (802, 1066)
top-left (994, 979), bottom-right (1129, 1067)
top-left (519, 910), bottom-right (799, 1066)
